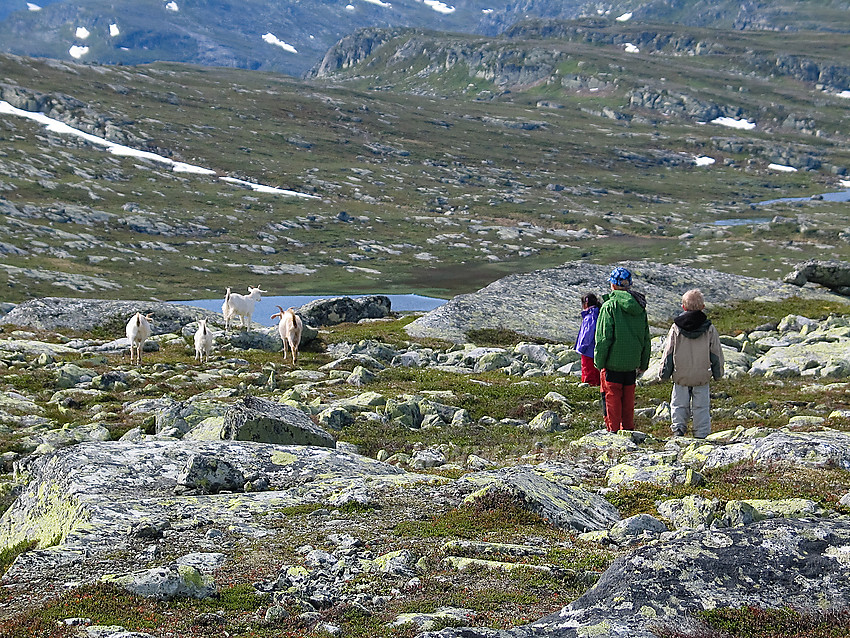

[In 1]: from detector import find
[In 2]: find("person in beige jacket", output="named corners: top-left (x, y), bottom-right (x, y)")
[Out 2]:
top-left (659, 289), bottom-right (724, 438)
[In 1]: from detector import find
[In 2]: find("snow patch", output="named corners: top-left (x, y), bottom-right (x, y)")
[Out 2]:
top-left (69, 46), bottom-right (89, 59)
top-left (27, 3), bottom-right (41, 11)
top-left (362, 0), bottom-right (392, 6)
top-left (75, 26), bottom-right (90, 39)
top-left (839, 179), bottom-right (850, 188)
top-left (262, 33), bottom-right (297, 54)
top-left (694, 156), bottom-right (716, 167)
top-left (768, 163), bottom-right (797, 172)
top-left (624, 43), bottom-right (639, 53)
top-left (616, 12), bottom-right (633, 22)
top-left (482, 8), bottom-right (493, 14)
top-left (712, 116), bottom-right (756, 130)
top-left (219, 177), bottom-right (318, 198)
top-left (345, 3), bottom-right (355, 9)
top-left (423, 0), bottom-right (455, 14)
top-left (0, 100), bottom-right (318, 199)
top-left (110, 24), bottom-right (120, 37)
top-left (165, 1), bottom-right (179, 12)
top-left (838, 90), bottom-right (850, 99)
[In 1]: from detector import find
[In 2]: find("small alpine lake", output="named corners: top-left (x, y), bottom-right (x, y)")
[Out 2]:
top-left (173, 293), bottom-right (447, 327)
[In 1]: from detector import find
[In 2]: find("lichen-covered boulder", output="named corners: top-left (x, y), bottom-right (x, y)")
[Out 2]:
top-left (104, 564), bottom-right (215, 599)
top-left (702, 428), bottom-right (850, 470)
top-left (297, 295), bottom-right (391, 326)
top-left (421, 518), bottom-right (850, 638)
top-left (749, 337), bottom-right (850, 378)
top-left (656, 495), bottom-right (722, 529)
top-left (721, 498), bottom-right (828, 527)
top-left (607, 514), bottom-right (668, 546)
top-left (526, 410), bottom-right (561, 433)
top-left (784, 259), bottom-right (850, 294)
top-left (222, 395), bottom-right (335, 448)
top-left (459, 463), bottom-right (620, 532)
top-left (316, 406), bottom-right (354, 431)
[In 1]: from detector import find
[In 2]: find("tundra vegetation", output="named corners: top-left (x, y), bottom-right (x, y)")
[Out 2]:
top-left (0, 295), bottom-right (847, 637)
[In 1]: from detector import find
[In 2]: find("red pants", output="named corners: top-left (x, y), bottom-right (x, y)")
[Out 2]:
top-left (601, 369), bottom-right (635, 432)
top-left (581, 355), bottom-right (600, 386)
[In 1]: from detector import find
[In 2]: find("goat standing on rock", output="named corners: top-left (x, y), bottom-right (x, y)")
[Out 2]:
top-left (222, 285), bottom-right (266, 331)
top-left (126, 312), bottom-right (152, 365)
top-left (271, 305), bottom-right (303, 365)
top-left (194, 318), bottom-right (213, 363)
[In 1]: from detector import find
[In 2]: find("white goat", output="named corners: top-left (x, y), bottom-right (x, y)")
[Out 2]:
top-left (222, 285), bottom-right (266, 331)
top-left (271, 305), bottom-right (303, 365)
top-left (126, 312), bottom-right (152, 365)
top-left (193, 318), bottom-right (213, 363)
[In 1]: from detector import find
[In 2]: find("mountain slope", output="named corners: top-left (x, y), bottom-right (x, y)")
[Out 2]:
top-left (1, 0), bottom-right (849, 77)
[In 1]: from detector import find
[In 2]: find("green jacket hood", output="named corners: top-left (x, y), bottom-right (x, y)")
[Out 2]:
top-left (603, 289), bottom-right (647, 315)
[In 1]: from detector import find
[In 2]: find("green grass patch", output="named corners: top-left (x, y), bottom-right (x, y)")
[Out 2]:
top-left (0, 539), bottom-right (37, 578)
top-left (604, 460), bottom-right (850, 519)
top-left (709, 297), bottom-right (850, 335)
top-left (394, 497), bottom-right (549, 541)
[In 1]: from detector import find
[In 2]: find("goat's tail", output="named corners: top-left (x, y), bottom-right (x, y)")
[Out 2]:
top-left (135, 314), bottom-right (141, 327)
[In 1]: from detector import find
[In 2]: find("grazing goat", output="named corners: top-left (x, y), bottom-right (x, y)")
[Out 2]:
top-left (271, 305), bottom-right (303, 365)
top-left (222, 285), bottom-right (266, 331)
top-left (126, 312), bottom-right (152, 365)
top-left (194, 318), bottom-right (213, 363)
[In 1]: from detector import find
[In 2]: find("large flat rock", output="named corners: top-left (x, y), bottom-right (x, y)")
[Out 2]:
top-left (422, 517), bottom-right (850, 638)
top-left (0, 440), bottom-right (436, 580)
top-left (406, 261), bottom-right (847, 343)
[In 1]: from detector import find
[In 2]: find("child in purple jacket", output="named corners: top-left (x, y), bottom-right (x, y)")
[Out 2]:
top-left (575, 293), bottom-right (602, 385)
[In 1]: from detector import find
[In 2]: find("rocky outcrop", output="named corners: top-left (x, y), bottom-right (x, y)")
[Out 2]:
top-left (458, 463), bottom-right (621, 532)
top-left (309, 27), bottom-right (409, 78)
top-left (0, 440), bottom-right (435, 581)
top-left (0, 297), bottom-right (222, 334)
top-left (406, 261), bottom-right (846, 343)
top-left (785, 259), bottom-right (850, 296)
top-left (297, 295), bottom-right (391, 326)
top-left (0, 83), bottom-right (147, 147)
top-left (421, 518), bottom-right (850, 638)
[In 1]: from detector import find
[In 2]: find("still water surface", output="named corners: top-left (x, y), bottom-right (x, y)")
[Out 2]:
top-left (174, 293), bottom-right (446, 327)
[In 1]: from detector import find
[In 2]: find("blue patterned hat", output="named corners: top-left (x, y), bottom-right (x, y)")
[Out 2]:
top-left (608, 266), bottom-right (632, 287)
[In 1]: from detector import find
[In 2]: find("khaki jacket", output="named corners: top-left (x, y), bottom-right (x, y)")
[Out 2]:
top-left (659, 311), bottom-right (724, 387)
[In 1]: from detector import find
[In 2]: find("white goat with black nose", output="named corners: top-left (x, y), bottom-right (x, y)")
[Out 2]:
top-left (222, 285), bottom-right (266, 331)
top-left (126, 312), bottom-right (152, 365)
top-left (194, 318), bottom-right (213, 363)
top-left (271, 305), bottom-right (303, 366)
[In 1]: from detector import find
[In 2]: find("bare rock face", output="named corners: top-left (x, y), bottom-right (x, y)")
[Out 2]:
top-left (222, 395), bottom-right (335, 448)
top-left (422, 517), bottom-right (850, 638)
top-left (784, 259), bottom-right (850, 295)
top-left (0, 297), bottom-right (221, 334)
top-left (406, 261), bottom-right (847, 343)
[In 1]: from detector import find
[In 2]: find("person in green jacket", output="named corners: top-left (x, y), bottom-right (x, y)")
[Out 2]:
top-left (594, 266), bottom-right (651, 432)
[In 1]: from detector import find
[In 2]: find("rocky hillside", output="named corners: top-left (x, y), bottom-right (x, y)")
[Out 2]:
top-left (2, 0), bottom-right (849, 77)
top-left (0, 266), bottom-right (849, 636)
